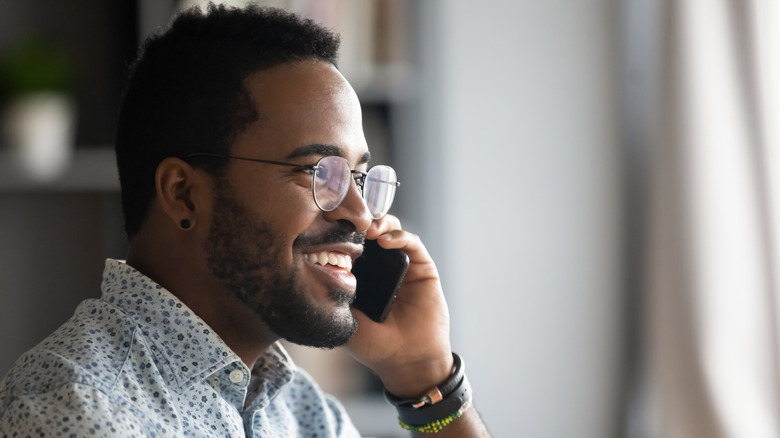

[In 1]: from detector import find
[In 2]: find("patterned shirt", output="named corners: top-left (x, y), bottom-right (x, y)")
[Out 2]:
top-left (0, 259), bottom-right (361, 437)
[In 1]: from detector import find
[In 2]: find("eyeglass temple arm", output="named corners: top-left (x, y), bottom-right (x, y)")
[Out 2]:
top-left (186, 154), bottom-right (398, 186)
top-left (186, 152), bottom-right (317, 172)
top-left (349, 170), bottom-right (400, 186)
top-left (366, 176), bottom-right (401, 186)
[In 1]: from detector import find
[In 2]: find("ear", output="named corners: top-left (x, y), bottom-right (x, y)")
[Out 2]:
top-left (155, 157), bottom-right (208, 231)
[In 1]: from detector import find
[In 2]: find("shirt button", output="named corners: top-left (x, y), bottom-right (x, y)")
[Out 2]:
top-left (229, 369), bottom-right (245, 383)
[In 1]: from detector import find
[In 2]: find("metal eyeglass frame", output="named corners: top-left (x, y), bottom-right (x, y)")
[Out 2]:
top-left (185, 152), bottom-right (400, 216)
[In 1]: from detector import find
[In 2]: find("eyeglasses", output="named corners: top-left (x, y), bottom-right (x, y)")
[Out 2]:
top-left (186, 152), bottom-right (400, 219)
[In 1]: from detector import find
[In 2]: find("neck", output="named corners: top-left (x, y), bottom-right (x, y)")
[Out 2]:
top-left (126, 232), bottom-right (277, 369)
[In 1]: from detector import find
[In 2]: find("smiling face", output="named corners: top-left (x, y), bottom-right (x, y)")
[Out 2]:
top-left (204, 59), bottom-right (374, 348)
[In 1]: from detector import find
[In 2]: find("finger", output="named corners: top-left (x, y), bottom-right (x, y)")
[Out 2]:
top-left (375, 230), bottom-right (439, 280)
top-left (366, 214), bottom-right (402, 240)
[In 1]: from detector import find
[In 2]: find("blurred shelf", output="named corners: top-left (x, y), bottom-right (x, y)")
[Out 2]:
top-left (0, 65), bottom-right (412, 194)
top-left (0, 147), bottom-right (119, 192)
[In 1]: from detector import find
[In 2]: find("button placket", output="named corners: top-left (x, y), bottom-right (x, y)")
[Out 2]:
top-left (216, 363), bottom-right (250, 415)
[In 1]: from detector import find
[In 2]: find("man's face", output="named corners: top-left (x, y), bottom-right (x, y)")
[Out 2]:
top-left (204, 60), bottom-right (373, 348)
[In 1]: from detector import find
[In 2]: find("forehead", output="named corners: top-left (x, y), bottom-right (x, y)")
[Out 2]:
top-left (232, 60), bottom-right (369, 164)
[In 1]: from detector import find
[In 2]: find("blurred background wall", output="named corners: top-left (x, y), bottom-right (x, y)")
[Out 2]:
top-left (406, 1), bottom-right (624, 437)
top-left (0, 0), bottom-right (718, 437)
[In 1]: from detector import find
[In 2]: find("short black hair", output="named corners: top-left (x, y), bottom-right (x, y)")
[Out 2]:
top-left (115, 3), bottom-right (340, 238)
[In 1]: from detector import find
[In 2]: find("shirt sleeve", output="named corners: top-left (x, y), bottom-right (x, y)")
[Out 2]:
top-left (0, 383), bottom-right (150, 438)
top-left (324, 393), bottom-right (362, 438)
top-left (273, 368), bottom-right (361, 438)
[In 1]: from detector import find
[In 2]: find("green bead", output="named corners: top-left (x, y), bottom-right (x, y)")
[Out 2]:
top-left (398, 410), bottom-right (463, 434)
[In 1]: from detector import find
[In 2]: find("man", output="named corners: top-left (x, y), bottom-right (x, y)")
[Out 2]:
top-left (0, 5), bottom-right (491, 437)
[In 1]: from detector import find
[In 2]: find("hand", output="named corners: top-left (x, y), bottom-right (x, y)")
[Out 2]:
top-left (347, 214), bottom-right (454, 398)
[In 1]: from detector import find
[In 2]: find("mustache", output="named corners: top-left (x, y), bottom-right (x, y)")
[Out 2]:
top-left (293, 224), bottom-right (365, 248)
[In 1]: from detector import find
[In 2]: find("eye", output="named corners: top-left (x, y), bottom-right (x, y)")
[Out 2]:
top-left (350, 171), bottom-right (366, 192)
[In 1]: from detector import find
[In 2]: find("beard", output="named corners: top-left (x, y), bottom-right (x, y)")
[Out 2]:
top-left (203, 180), bottom-right (358, 349)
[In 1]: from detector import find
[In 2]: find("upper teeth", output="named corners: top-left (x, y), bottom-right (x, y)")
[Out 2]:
top-left (305, 251), bottom-right (353, 271)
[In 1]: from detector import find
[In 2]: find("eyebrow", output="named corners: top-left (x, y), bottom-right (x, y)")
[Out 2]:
top-left (285, 143), bottom-right (371, 165)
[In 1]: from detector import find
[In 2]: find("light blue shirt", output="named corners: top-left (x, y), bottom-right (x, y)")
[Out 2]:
top-left (0, 259), bottom-right (361, 437)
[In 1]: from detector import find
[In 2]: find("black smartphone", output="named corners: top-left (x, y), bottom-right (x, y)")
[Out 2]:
top-left (351, 239), bottom-right (410, 322)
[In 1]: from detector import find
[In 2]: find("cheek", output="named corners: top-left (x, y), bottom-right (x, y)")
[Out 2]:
top-left (233, 171), bottom-right (321, 248)
top-left (254, 189), bottom-right (320, 246)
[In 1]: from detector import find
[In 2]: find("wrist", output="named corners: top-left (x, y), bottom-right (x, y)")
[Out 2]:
top-left (384, 352), bottom-right (473, 434)
top-left (377, 352), bottom-right (454, 399)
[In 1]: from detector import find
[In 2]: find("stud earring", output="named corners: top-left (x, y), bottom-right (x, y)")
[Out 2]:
top-left (180, 219), bottom-right (191, 230)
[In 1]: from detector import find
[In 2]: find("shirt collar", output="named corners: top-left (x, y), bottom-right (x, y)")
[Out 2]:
top-left (247, 342), bottom-right (297, 411)
top-left (100, 259), bottom-right (296, 398)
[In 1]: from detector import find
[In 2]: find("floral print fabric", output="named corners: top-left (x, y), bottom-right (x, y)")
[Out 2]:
top-left (0, 259), bottom-right (359, 437)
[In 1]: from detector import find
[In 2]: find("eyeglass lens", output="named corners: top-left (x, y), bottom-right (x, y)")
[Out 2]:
top-left (364, 165), bottom-right (396, 219)
top-left (312, 156), bottom-right (397, 219)
top-left (312, 156), bottom-right (350, 212)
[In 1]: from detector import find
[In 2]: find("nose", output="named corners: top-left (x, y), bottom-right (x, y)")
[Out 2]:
top-left (323, 180), bottom-right (373, 232)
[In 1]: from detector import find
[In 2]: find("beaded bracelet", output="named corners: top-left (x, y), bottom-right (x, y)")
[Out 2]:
top-left (386, 354), bottom-right (472, 433)
top-left (398, 400), bottom-right (472, 434)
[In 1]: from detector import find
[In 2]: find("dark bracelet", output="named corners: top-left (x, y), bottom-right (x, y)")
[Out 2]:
top-left (384, 353), bottom-right (472, 426)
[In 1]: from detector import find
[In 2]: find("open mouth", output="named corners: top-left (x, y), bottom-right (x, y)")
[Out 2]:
top-left (303, 251), bottom-right (353, 272)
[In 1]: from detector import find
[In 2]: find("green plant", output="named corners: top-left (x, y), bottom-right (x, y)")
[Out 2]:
top-left (0, 36), bottom-right (74, 101)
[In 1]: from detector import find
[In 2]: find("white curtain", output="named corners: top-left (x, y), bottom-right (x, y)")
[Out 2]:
top-left (633, 0), bottom-right (780, 436)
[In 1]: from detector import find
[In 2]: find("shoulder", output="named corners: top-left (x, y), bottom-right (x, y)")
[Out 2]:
top-left (2, 299), bottom-right (137, 397)
top-left (0, 300), bottom-right (152, 436)
top-left (0, 380), bottom-right (148, 437)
